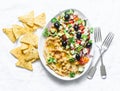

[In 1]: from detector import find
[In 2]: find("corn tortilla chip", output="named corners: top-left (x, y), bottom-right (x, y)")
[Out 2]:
top-left (30, 58), bottom-right (37, 63)
top-left (3, 28), bottom-right (16, 43)
top-left (23, 45), bottom-right (39, 61)
top-left (34, 13), bottom-right (46, 27)
top-left (10, 47), bottom-right (23, 59)
top-left (22, 23), bottom-right (34, 32)
top-left (16, 59), bottom-right (33, 71)
top-left (33, 24), bottom-right (40, 30)
top-left (20, 43), bottom-right (29, 50)
top-left (20, 33), bottom-right (38, 48)
top-left (12, 24), bottom-right (26, 39)
top-left (18, 11), bottom-right (34, 27)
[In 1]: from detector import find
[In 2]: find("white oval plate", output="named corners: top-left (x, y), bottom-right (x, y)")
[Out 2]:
top-left (38, 9), bottom-right (94, 81)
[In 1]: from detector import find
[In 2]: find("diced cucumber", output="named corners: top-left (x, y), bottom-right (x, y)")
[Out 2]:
top-left (77, 19), bottom-right (82, 24)
top-left (81, 34), bottom-right (88, 41)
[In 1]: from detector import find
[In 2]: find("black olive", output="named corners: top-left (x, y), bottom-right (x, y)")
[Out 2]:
top-left (75, 54), bottom-right (80, 61)
top-left (64, 14), bottom-right (70, 21)
top-left (62, 40), bottom-right (67, 47)
top-left (74, 24), bottom-right (79, 31)
top-left (76, 32), bottom-right (81, 39)
top-left (86, 42), bottom-right (92, 48)
top-left (54, 21), bottom-right (60, 29)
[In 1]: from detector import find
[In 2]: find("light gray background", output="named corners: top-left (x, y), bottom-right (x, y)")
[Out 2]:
top-left (0, 0), bottom-right (119, 91)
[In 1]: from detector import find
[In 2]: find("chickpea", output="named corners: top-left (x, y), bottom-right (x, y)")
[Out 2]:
top-left (62, 62), bottom-right (66, 66)
top-left (63, 66), bottom-right (67, 70)
top-left (75, 61), bottom-right (79, 65)
top-left (55, 54), bottom-right (61, 59)
top-left (61, 53), bottom-right (65, 57)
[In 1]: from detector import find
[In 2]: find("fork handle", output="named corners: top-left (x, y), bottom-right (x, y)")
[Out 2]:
top-left (99, 49), bottom-right (107, 79)
top-left (100, 64), bottom-right (107, 79)
top-left (87, 66), bottom-right (97, 79)
top-left (87, 50), bottom-right (106, 79)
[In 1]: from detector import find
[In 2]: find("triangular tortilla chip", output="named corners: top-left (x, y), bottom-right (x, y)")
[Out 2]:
top-left (22, 23), bottom-right (39, 32)
top-left (23, 45), bottom-right (39, 61)
top-left (30, 58), bottom-right (37, 63)
top-left (16, 59), bottom-right (33, 71)
top-left (10, 47), bottom-right (23, 59)
top-left (22, 23), bottom-right (34, 32)
top-left (33, 24), bottom-right (39, 31)
top-left (34, 13), bottom-right (46, 27)
top-left (3, 28), bottom-right (16, 43)
top-left (20, 33), bottom-right (38, 48)
top-left (12, 24), bottom-right (26, 39)
top-left (20, 43), bottom-right (29, 50)
top-left (18, 11), bottom-right (34, 27)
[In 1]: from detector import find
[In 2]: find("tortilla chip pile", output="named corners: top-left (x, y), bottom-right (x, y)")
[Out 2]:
top-left (3, 11), bottom-right (46, 71)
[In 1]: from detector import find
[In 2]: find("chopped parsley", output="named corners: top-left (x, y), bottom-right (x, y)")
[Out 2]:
top-left (69, 72), bottom-right (75, 78)
top-left (69, 58), bottom-right (75, 63)
top-left (43, 28), bottom-right (50, 37)
top-left (47, 57), bottom-right (56, 64)
top-left (51, 18), bottom-right (57, 23)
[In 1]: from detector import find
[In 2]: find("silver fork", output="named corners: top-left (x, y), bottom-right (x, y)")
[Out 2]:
top-left (94, 27), bottom-right (106, 79)
top-left (87, 32), bottom-right (114, 79)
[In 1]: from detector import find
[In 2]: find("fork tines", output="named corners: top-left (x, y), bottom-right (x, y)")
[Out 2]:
top-left (94, 27), bottom-right (102, 42)
top-left (102, 32), bottom-right (114, 48)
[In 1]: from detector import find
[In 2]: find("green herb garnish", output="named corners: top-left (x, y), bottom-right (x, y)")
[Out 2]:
top-left (68, 37), bottom-right (75, 44)
top-left (43, 28), bottom-right (50, 37)
top-left (88, 40), bottom-right (92, 44)
top-left (69, 72), bottom-right (75, 78)
top-left (77, 19), bottom-right (82, 24)
top-left (90, 27), bottom-right (94, 34)
top-left (69, 58), bottom-right (75, 63)
top-left (51, 18), bottom-right (57, 23)
top-left (81, 34), bottom-right (88, 41)
top-left (47, 57), bottom-right (56, 64)
top-left (68, 24), bottom-right (72, 28)
top-left (65, 9), bottom-right (74, 15)
top-left (76, 45), bottom-right (83, 52)
top-left (64, 30), bottom-right (70, 38)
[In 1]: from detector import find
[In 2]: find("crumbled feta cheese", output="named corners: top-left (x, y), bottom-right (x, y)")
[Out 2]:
top-left (70, 15), bottom-right (74, 19)
top-left (70, 44), bottom-right (74, 48)
top-left (83, 48), bottom-right (88, 54)
top-left (81, 40), bottom-right (85, 45)
top-left (70, 50), bottom-right (75, 55)
top-left (59, 26), bottom-right (63, 30)
top-left (79, 67), bottom-right (84, 72)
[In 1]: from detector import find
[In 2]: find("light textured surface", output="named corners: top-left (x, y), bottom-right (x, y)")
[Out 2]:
top-left (0, 0), bottom-right (119, 91)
